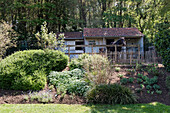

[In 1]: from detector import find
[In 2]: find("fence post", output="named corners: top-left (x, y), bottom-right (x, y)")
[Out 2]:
top-left (130, 51), bottom-right (133, 65)
top-left (91, 45), bottom-right (93, 55)
top-left (153, 50), bottom-right (155, 64)
top-left (68, 46), bottom-right (70, 60)
top-left (105, 46), bottom-right (107, 57)
top-left (138, 45), bottom-right (140, 63)
top-left (115, 45), bottom-right (117, 63)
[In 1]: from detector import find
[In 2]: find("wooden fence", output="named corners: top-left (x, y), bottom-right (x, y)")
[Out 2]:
top-left (144, 50), bottom-right (162, 64)
top-left (65, 45), bottom-right (161, 65)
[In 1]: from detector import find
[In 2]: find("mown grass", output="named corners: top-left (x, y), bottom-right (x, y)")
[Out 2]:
top-left (0, 102), bottom-right (169, 113)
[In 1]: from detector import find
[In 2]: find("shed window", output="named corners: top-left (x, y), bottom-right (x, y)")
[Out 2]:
top-left (75, 41), bottom-right (84, 50)
top-left (89, 40), bottom-right (96, 45)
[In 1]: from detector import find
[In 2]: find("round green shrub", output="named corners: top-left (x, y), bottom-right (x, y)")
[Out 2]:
top-left (0, 49), bottom-right (68, 90)
top-left (86, 84), bottom-right (137, 105)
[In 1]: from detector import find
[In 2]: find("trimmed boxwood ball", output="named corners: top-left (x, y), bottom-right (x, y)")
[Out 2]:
top-left (0, 49), bottom-right (68, 91)
top-left (86, 84), bottom-right (137, 105)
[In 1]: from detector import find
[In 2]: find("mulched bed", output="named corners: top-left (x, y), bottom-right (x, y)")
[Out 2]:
top-left (0, 66), bottom-right (169, 105)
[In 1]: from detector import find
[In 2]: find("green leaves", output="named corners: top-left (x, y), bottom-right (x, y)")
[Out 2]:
top-left (35, 21), bottom-right (66, 50)
top-left (0, 49), bottom-right (68, 90)
top-left (0, 21), bottom-right (17, 60)
top-left (86, 84), bottom-right (137, 105)
top-left (154, 22), bottom-right (170, 71)
top-left (48, 69), bottom-right (89, 96)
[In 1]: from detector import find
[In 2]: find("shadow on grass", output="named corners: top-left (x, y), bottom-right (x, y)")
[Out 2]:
top-left (83, 102), bottom-right (170, 113)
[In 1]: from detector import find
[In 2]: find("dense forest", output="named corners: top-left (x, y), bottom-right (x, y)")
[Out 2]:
top-left (0, 0), bottom-right (169, 70)
top-left (0, 0), bottom-right (169, 41)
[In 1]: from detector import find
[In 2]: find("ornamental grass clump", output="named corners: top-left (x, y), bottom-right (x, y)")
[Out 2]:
top-left (86, 84), bottom-right (137, 105)
top-left (69, 54), bottom-right (90, 70)
top-left (82, 54), bottom-right (113, 85)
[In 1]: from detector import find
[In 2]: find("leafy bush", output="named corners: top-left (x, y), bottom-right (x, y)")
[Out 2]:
top-left (67, 79), bottom-right (90, 96)
top-left (144, 76), bottom-right (158, 85)
top-left (35, 21), bottom-right (65, 50)
top-left (29, 91), bottom-right (53, 103)
top-left (146, 85), bottom-right (152, 90)
top-left (156, 90), bottom-right (162, 94)
top-left (126, 69), bottom-right (132, 72)
top-left (48, 69), bottom-right (89, 96)
top-left (86, 84), bottom-right (137, 105)
top-left (166, 76), bottom-right (170, 91)
top-left (70, 54), bottom-right (113, 85)
top-left (137, 73), bottom-right (143, 78)
top-left (154, 23), bottom-right (170, 71)
top-left (120, 77), bottom-right (134, 84)
top-left (115, 67), bottom-right (121, 72)
top-left (117, 74), bottom-right (124, 78)
top-left (48, 71), bottom-right (71, 87)
top-left (153, 84), bottom-right (160, 90)
top-left (141, 75), bottom-right (149, 81)
top-left (69, 54), bottom-right (90, 70)
top-left (146, 64), bottom-right (160, 76)
top-left (83, 54), bottom-right (112, 85)
top-left (135, 63), bottom-right (142, 70)
top-left (0, 21), bottom-right (17, 60)
top-left (0, 49), bottom-right (68, 90)
top-left (128, 77), bottom-right (134, 83)
top-left (120, 78), bottom-right (128, 84)
top-left (135, 88), bottom-right (142, 93)
top-left (48, 68), bottom-right (84, 86)
top-left (140, 84), bottom-right (145, 89)
top-left (137, 78), bottom-right (143, 83)
top-left (12, 69), bottom-right (47, 90)
top-left (70, 68), bottom-right (85, 79)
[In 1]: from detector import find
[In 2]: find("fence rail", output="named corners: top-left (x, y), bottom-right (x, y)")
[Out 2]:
top-left (65, 45), bottom-right (161, 64)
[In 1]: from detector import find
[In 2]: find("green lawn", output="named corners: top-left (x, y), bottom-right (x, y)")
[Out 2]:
top-left (0, 102), bottom-right (169, 113)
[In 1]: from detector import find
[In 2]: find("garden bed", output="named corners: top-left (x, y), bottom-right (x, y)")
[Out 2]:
top-left (112, 67), bottom-right (170, 105)
top-left (0, 66), bottom-right (169, 105)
